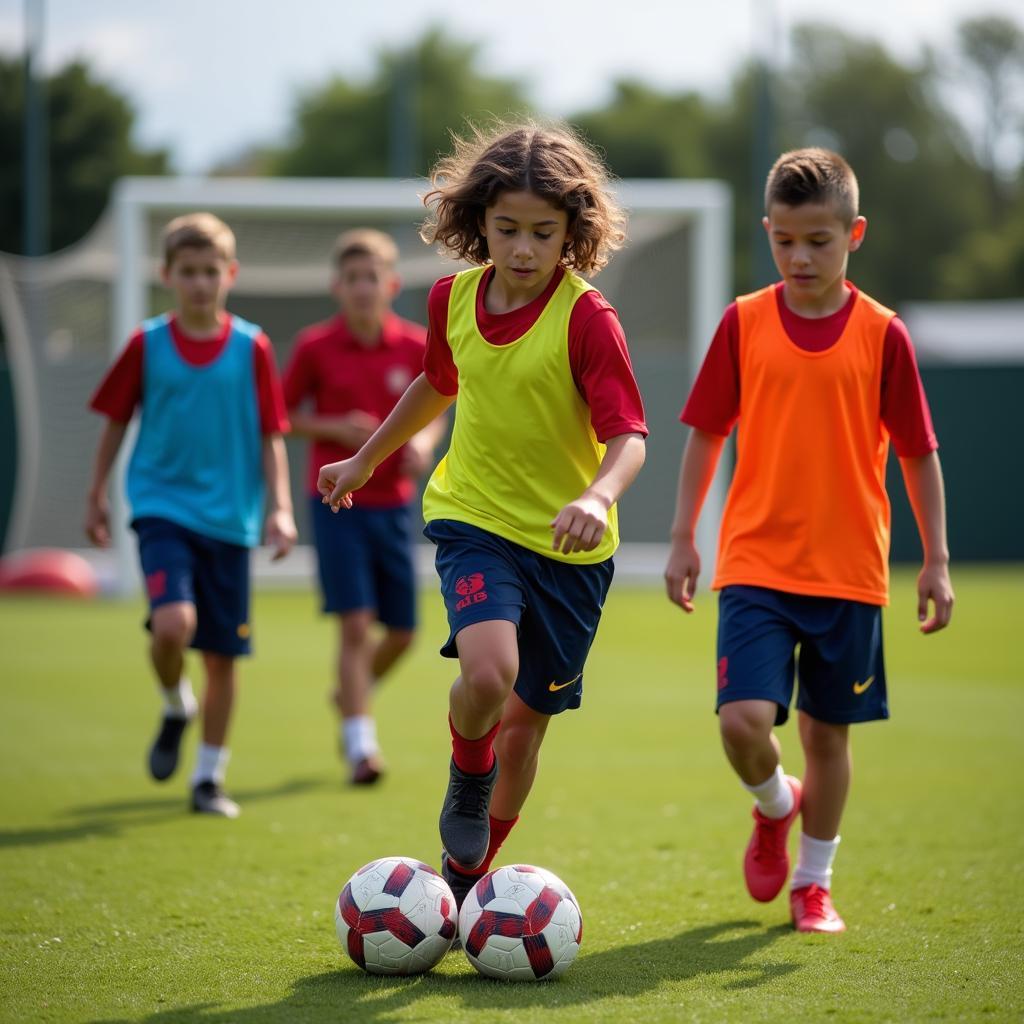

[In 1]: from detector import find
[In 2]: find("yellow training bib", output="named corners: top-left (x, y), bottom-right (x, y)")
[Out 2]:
top-left (423, 267), bottom-right (618, 563)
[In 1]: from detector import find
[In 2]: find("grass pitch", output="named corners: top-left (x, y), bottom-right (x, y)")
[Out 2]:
top-left (1, 566), bottom-right (1022, 1023)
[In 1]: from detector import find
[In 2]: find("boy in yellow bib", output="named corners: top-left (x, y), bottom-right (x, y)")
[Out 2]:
top-left (318, 120), bottom-right (647, 906)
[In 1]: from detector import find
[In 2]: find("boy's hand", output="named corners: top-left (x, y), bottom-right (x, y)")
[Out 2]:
top-left (398, 437), bottom-right (433, 479)
top-left (551, 495), bottom-right (609, 555)
top-left (318, 456), bottom-right (373, 512)
top-left (85, 494), bottom-right (111, 548)
top-left (917, 561), bottom-right (954, 634)
top-left (265, 509), bottom-right (298, 561)
top-left (664, 538), bottom-right (700, 613)
top-left (333, 411), bottom-right (380, 449)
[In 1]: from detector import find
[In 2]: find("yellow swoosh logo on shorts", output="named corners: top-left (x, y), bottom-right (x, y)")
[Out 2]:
top-left (852, 675), bottom-right (875, 695)
top-left (548, 672), bottom-right (582, 693)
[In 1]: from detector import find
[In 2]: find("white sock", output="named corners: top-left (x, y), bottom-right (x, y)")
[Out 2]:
top-left (192, 743), bottom-right (230, 786)
top-left (791, 833), bottom-right (841, 890)
top-left (342, 716), bottom-right (378, 764)
top-left (158, 679), bottom-right (198, 720)
top-left (743, 765), bottom-right (794, 819)
top-left (159, 678), bottom-right (198, 720)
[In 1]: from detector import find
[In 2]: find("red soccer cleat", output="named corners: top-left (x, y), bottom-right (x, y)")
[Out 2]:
top-left (743, 774), bottom-right (802, 902)
top-left (790, 884), bottom-right (846, 933)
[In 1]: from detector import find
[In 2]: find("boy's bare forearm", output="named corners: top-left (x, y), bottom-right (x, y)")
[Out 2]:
top-left (262, 434), bottom-right (294, 514)
top-left (359, 373), bottom-right (455, 471)
top-left (87, 420), bottom-right (128, 499)
top-left (581, 433), bottom-right (646, 508)
top-left (898, 451), bottom-right (950, 566)
top-left (670, 428), bottom-right (727, 540)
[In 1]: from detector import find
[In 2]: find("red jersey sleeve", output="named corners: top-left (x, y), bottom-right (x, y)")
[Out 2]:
top-left (680, 303), bottom-right (741, 435)
top-left (89, 330), bottom-right (145, 422)
top-left (253, 333), bottom-right (290, 435)
top-left (567, 293), bottom-right (648, 441)
top-left (423, 276), bottom-right (459, 396)
top-left (281, 332), bottom-right (315, 411)
top-left (881, 317), bottom-right (938, 457)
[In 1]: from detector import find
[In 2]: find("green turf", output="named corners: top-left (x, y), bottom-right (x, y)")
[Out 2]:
top-left (1, 567), bottom-right (1022, 1023)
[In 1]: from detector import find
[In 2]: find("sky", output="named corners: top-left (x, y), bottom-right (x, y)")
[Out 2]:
top-left (1, 0), bottom-right (1021, 173)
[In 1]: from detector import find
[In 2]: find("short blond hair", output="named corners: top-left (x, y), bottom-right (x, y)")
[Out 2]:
top-left (161, 212), bottom-right (236, 266)
top-left (332, 228), bottom-right (399, 270)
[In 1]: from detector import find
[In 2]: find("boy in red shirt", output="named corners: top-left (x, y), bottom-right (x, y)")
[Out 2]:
top-left (665, 149), bottom-right (954, 932)
top-left (284, 230), bottom-right (444, 785)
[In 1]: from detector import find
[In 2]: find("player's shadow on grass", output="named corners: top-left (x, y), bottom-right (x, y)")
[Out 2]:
top-left (87, 918), bottom-right (798, 1024)
top-left (0, 776), bottom-right (329, 849)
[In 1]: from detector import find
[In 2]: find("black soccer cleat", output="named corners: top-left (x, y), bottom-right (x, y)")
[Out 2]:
top-left (438, 757), bottom-right (497, 870)
top-left (441, 850), bottom-right (481, 912)
top-left (191, 780), bottom-right (240, 818)
top-left (147, 714), bottom-right (191, 781)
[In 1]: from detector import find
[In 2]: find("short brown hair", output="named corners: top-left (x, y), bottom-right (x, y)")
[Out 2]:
top-left (421, 118), bottom-right (626, 275)
top-left (161, 212), bottom-right (236, 266)
top-left (765, 148), bottom-right (859, 226)
top-left (331, 228), bottom-right (399, 270)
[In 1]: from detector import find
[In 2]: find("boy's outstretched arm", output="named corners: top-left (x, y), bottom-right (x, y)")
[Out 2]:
top-left (318, 373), bottom-right (455, 511)
top-left (262, 434), bottom-right (297, 561)
top-left (84, 419), bottom-right (128, 547)
top-left (551, 433), bottom-right (646, 555)
top-left (664, 428), bottom-right (727, 613)
top-left (898, 450), bottom-right (954, 634)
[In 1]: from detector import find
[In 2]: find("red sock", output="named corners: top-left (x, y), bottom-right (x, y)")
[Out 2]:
top-left (449, 715), bottom-right (499, 775)
top-left (452, 814), bottom-right (519, 876)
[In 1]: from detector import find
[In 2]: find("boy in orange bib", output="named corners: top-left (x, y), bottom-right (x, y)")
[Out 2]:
top-left (665, 148), bottom-right (954, 933)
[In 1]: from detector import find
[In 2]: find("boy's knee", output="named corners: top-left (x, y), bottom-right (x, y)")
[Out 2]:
top-left (719, 702), bottom-right (773, 751)
top-left (801, 718), bottom-right (848, 758)
top-left (462, 659), bottom-right (517, 709)
top-left (340, 610), bottom-right (374, 647)
top-left (151, 603), bottom-right (195, 649)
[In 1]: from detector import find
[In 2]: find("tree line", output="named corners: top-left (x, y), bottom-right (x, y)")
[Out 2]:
top-left (2, 16), bottom-right (1021, 306)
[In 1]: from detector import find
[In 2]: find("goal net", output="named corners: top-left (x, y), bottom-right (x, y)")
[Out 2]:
top-left (0, 176), bottom-right (731, 593)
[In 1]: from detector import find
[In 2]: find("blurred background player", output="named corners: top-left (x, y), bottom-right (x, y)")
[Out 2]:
top-left (85, 212), bottom-right (297, 817)
top-left (665, 148), bottom-right (954, 932)
top-left (317, 120), bottom-right (647, 906)
top-left (283, 229), bottom-right (444, 785)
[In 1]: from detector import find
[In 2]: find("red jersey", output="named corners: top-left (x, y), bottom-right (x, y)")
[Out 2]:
top-left (283, 313), bottom-right (427, 506)
top-left (90, 314), bottom-right (288, 435)
top-left (424, 265), bottom-right (647, 442)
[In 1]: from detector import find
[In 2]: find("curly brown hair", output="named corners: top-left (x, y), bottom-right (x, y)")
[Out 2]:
top-left (421, 118), bottom-right (626, 275)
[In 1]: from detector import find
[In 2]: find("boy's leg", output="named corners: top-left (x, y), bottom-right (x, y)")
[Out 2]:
top-left (789, 712), bottom-right (848, 933)
top-left (134, 518), bottom-right (201, 782)
top-left (441, 693), bottom-right (546, 912)
top-left (185, 529), bottom-right (251, 818)
top-left (440, 618), bottom-right (518, 868)
top-left (371, 627), bottom-right (415, 682)
top-left (716, 587), bottom-right (805, 903)
top-left (190, 650), bottom-right (240, 819)
top-left (334, 608), bottom-right (385, 784)
top-left (788, 597), bottom-right (884, 932)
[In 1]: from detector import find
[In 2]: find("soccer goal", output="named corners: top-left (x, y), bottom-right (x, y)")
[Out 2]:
top-left (0, 176), bottom-right (731, 594)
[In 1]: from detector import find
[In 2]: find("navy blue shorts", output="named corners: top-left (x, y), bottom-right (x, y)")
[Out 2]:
top-left (424, 519), bottom-right (614, 716)
top-left (716, 585), bottom-right (888, 726)
top-left (310, 496), bottom-right (416, 629)
top-left (132, 516), bottom-right (252, 657)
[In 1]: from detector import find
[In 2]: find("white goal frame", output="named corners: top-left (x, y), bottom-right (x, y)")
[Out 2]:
top-left (109, 176), bottom-right (732, 593)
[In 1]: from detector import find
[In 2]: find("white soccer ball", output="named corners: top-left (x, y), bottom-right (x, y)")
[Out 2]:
top-left (335, 856), bottom-right (458, 975)
top-left (458, 864), bottom-right (583, 981)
